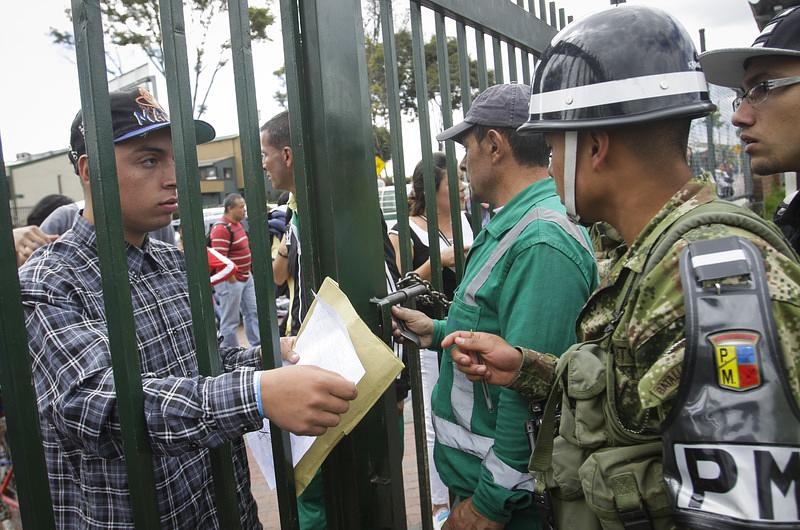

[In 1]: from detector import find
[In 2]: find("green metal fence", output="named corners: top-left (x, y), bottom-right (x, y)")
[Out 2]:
top-left (0, 0), bottom-right (563, 528)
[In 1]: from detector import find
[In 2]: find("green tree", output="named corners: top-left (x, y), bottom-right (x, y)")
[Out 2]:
top-left (272, 66), bottom-right (287, 109)
top-left (366, 30), bottom-right (493, 162)
top-left (272, 2), bottom-right (492, 166)
top-left (274, 29), bottom-right (492, 163)
top-left (50, 0), bottom-right (275, 118)
top-left (373, 125), bottom-right (392, 162)
top-left (365, 30), bottom-right (492, 122)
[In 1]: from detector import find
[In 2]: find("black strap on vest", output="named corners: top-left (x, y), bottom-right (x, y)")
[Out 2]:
top-left (644, 201), bottom-right (798, 276)
top-left (663, 236), bottom-right (800, 530)
top-left (774, 192), bottom-right (800, 256)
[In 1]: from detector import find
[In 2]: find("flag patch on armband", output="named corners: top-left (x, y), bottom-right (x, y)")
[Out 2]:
top-left (710, 332), bottom-right (761, 391)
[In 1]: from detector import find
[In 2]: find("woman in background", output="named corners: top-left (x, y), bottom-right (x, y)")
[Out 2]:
top-left (388, 152), bottom-right (472, 529)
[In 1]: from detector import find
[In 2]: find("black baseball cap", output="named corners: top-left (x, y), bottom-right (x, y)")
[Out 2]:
top-left (68, 86), bottom-right (216, 173)
top-left (699, 6), bottom-right (800, 88)
top-left (436, 83), bottom-right (531, 143)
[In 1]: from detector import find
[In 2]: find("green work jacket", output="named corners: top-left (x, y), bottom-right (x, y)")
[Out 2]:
top-left (430, 177), bottom-right (598, 525)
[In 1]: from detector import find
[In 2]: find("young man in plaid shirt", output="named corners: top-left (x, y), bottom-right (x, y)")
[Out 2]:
top-left (17, 87), bottom-right (357, 529)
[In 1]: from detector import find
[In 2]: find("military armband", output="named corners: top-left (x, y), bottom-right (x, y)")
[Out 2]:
top-left (507, 347), bottom-right (557, 402)
top-left (662, 236), bottom-right (800, 529)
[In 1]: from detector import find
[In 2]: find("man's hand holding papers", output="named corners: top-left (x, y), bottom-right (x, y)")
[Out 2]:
top-left (261, 365), bottom-right (357, 436)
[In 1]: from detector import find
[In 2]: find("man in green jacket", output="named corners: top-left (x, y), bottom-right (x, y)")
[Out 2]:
top-left (393, 83), bottom-right (598, 530)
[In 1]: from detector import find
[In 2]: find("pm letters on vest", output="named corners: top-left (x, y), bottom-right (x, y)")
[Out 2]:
top-left (672, 443), bottom-right (800, 522)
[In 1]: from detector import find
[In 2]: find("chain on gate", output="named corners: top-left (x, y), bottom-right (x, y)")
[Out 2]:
top-left (396, 272), bottom-right (451, 311)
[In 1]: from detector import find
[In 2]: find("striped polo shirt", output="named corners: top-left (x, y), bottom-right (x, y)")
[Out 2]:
top-left (210, 217), bottom-right (252, 281)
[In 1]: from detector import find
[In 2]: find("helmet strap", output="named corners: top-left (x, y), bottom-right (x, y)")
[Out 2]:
top-left (564, 131), bottom-right (580, 223)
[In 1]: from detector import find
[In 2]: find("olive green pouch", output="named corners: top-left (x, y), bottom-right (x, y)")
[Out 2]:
top-left (548, 437), bottom-right (603, 530)
top-left (578, 442), bottom-right (674, 530)
top-left (530, 342), bottom-right (612, 530)
top-left (559, 343), bottom-right (609, 449)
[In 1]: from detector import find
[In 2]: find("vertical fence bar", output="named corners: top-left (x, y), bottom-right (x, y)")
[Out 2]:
top-left (70, 1), bottom-right (161, 526)
top-left (411, 1), bottom-right (443, 293)
top-left (492, 36), bottom-right (505, 84)
top-left (380, 0), bottom-right (412, 273)
top-left (568, 15), bottom-right (574, 23)
top-left (279, 2), bottom-right (322, 321)
top-left (287, 0), bottom-right (404, 527)
top-left (372, 7), bottom-right (411, 527)
top-left (159, 1), bottom-right (242, 526)
top-left (379, 7), bottom-right (425, 524)
top-left (539, 0), bottom-right (547, 21)
top-left (455, 23), bottom-right (472, 119)
top-left (236, 0), bottom-right (297, 521)
top-left (276, 3), bottom-right (316, 525)
top-left (0, 137), bottom-right (55, 529)
top-left (435, 13), bottom-right (465, 282)
top-left (558, 8), bottom-right (566, 29)
top-left (227, 1), bottom-right (285, 379)
top-left (230, 0), bottom-right (300, 524)
top-left (507, 43), bottom-right (518, 83)
top-left (279, 0), bottom-right (320, 311)
top-left (549, 2), bottom-right (557, 28)
top-left (475, 29), bottom-right (489, 92)
top-left (408, 7), bottom-right (453, 528)
top-left (521, 50), bottom-right (531, 85)
top-left (457, 22), bottom-right (484, 238)
top-left (396, 9), bottom-right (434, 530)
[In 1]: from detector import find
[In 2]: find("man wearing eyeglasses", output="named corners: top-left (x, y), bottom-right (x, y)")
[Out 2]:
top-left (700, 6), bottom-right (800, 253)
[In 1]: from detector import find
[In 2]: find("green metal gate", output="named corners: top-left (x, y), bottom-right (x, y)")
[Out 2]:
top-left (0, 0), bottom-right (565, 528)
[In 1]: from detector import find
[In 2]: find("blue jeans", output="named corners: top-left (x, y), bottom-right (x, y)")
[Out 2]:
top-left (215, 275), bottom-right (260, 347)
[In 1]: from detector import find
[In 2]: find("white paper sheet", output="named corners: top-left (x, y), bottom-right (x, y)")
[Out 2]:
top-left (293, 296), bottom-right (365, 384)
top-left (245, 294), bottom-right (366, 490)
top-left (246, 420), bottom-right (310, 491)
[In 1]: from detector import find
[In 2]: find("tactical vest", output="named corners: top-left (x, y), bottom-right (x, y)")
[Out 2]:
top-left (528, 200), bottom-right (799, 530)
top-left (662, 236), bottom-right (800, 529)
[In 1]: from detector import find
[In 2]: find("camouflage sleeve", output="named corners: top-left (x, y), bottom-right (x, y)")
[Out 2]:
top-left (616, 234), bottom-right (686, 429)
top-left (773, 300), bottom-right (800, 404)
top-left (638, 338), bottom-right (685, 413)
top-left (507, 347), bottom-right (558, 402)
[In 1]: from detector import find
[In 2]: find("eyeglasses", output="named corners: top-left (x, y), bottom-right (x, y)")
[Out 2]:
top-left (732, 75), bottom-right (800, 111)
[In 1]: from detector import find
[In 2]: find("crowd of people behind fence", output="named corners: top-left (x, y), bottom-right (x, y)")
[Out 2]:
top-left (7, 4), bottom-right (800, 530)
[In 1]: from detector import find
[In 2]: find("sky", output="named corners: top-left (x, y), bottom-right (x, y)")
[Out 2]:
top-left (0, 0), bottom-right (760, 173)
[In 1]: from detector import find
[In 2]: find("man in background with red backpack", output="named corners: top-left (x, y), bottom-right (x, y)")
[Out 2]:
top-left (210, 192), bottom-right (260, 347)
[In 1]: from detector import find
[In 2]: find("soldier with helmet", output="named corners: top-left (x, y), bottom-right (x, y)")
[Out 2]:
top-left (444, 6), bottom-right (800, 529)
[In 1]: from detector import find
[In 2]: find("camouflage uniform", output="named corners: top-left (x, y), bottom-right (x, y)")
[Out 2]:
top-left (588, 222), bottom-right (626, 284)
top-left (510, 178), bottom-right (800, 430)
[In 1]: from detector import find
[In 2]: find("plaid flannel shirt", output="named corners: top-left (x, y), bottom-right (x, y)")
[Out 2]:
top-left (19, 216), bottom-right (264, 529)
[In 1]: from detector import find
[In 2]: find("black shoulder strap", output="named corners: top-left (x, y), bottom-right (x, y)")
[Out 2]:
top-left (210, 222), bottom-right (235, 246)
top-left (644, 200), bottom-right (798, 276)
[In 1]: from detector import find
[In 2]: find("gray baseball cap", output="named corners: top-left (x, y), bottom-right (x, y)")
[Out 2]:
top-left (700, 6), bottom-right (800, 88)
top-left (436, 83), bottom-right (532, 143)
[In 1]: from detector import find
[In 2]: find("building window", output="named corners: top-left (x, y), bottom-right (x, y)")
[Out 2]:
top-left (223, 167), bottom-right (233, 180)
top-left (199, 166), bottom-right (218, 180)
